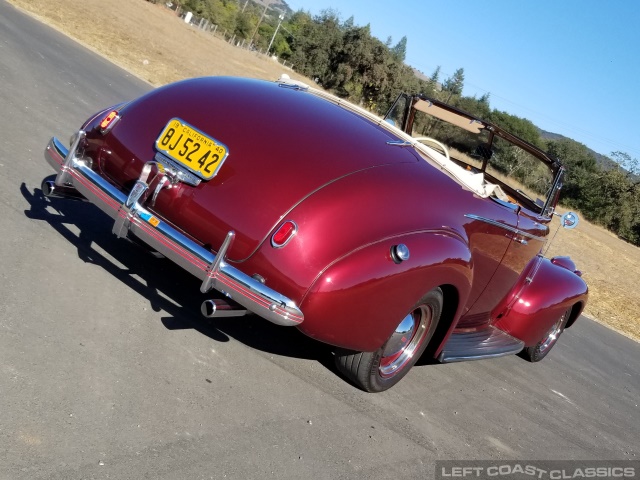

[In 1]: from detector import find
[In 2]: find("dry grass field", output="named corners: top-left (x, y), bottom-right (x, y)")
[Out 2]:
top-left (8, 0), bottom-right (311, 86)
top-left (9, 0), bottom-right (640, 342)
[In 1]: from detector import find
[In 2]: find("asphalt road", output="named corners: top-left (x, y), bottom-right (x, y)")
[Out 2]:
top-left (0, 2), bottom-right (638, 479)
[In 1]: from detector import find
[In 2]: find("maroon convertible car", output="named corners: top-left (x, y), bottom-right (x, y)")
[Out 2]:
top-left (42, 75), bottom-right (588, 392)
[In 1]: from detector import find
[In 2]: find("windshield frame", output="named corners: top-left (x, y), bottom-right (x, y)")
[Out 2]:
top-left (385, 94), bottom-right (564, 219)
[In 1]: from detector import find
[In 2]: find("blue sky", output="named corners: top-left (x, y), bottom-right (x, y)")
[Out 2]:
top-left (286, 0), bottom-right (640, 160)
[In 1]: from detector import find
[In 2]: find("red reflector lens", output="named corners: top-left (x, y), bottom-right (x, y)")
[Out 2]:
top-left (271, 221), bottom-right (297, 248)
top-left (99, 110), bottom-right (118, 130)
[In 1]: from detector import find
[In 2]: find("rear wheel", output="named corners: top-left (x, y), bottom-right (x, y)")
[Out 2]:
top-left (335, 288), bottom-right (443, 392)
top-left (521, 307), bottom-right (571, 362)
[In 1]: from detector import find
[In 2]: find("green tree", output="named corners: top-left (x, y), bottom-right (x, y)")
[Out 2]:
top-left (489, 111), bottom-right (543, 148)
top-left (456, 94), bottom-right (491, 120)
top-left (584, 169), bottom-right (631, 236)
top-left (545, 138), bottom-right (598, 209)
top-left (182, 0), bottom-right (212, 17)
top-left (391, 36), bottom-right (407, 62)
top-left (606, 152), bottom-right (640, 244)
top-left (429, 66), bottom-right (441, 85)
top-left (343, 15), bottom-right (355, 29)
top-left (234, 11), bottom-right (253, 39)
top-left (325, 23), bottom-right (377, 101)
top-left (287, 10), bottom-right (343, 84)
top-left (611, 151), bottom-right (640, 177)
top-left (442, 68), bottom-right (465, 96)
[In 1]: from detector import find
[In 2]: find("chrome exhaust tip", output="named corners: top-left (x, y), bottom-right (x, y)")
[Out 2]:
top-left (201, 299), bottom-right (248, 318)
top-left (41, 179), bottom-right (87, 201)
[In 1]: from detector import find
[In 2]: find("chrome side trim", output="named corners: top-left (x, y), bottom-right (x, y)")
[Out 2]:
top-left (438, 326), bottom-right (524, 363)
top-left (525, 254), bottom-right (544, 284)
top-left (45, 136), bottom-right (304, 327)
top-left (464, 214), bottom-right (545, 242)
top-left (502, 255), bottom-right (544, 315)
top-left (489, 196), bottom-right (519, 212)
top-left (386, 140), bottom-right (412, 147)
top-left (276, 75), bottom-right (310, 91)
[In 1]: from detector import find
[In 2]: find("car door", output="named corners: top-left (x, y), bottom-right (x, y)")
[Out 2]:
top-left (463, 201), bottom-right (548, 319)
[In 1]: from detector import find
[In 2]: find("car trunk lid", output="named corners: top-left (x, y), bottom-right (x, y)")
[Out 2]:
top-left (98, 77), bottom-right (418, 261)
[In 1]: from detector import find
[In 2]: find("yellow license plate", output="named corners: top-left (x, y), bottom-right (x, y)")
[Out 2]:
top-left (155, 118), bottom-right (229, 180)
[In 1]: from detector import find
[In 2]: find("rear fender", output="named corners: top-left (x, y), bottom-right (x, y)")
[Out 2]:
top-left (298, 230), bottom-right (472, 352)
top-left (493, 256), bottom-right (588, 346)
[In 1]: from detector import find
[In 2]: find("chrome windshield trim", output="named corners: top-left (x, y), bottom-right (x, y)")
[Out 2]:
top-left (464, 214), bottom-right (545, 242)
top-left (45, 136), bottom-right (303, 327)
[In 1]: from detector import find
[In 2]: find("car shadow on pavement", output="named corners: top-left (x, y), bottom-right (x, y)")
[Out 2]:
top-left (21, 181), bottom-right (335, 371)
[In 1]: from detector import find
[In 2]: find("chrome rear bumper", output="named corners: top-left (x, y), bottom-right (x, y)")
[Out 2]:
top-left (44, 133), bottom-right (304, 326)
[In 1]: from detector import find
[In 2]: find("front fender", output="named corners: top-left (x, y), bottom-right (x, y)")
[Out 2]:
top-left (298, 230), bottom-right (472, 352)
top-left (493, 256), bottom-right (588, 346)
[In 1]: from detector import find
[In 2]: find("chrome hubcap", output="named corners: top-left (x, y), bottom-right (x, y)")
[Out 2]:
top-left (539, 311), bottom-right (567, 353)
top-left (382, 313), bottom-right (416, 358)
top-left (379, 305), bottom-right (432, 378)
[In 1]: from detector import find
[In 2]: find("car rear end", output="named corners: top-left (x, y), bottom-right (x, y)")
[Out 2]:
top-left (43, 76), bottom-right (420, 329)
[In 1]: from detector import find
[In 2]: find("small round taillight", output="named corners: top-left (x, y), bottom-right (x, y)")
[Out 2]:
top-left (271, 221), bottom-right (298, 248)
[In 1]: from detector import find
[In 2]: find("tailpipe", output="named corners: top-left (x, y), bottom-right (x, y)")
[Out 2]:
top-left (41, 179), bottom-right (87, 201)
top-left (201, 298), bottom-right (248, 318)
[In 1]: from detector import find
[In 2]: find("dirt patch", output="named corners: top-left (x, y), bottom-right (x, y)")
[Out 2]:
top-left (8, 0), bottom-right (639, 341)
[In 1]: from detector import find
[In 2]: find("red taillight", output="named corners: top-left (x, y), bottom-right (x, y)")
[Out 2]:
top-left (271, 221), bottom-right (297, 248)
top-left (99, 110), bottom-right (119, 132)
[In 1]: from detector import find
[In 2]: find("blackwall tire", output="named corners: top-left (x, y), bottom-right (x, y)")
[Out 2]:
top-left (335, 288), bottom-right (443, 392)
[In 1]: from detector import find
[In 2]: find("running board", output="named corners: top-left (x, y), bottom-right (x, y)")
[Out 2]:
top-left (438, 326), bottom-right (524, 363)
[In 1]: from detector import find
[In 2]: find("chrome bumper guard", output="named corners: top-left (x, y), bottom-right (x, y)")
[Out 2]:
top-left (45, 133), bottom-right (304, 327)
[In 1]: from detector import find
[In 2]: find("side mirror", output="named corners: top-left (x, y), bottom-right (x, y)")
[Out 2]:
top-left (561, 212), bottom-right (579, 229)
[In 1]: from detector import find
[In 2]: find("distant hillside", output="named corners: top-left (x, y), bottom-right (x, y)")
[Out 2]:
top-left (412, 68), bottom-right (430, 82)
top-left (256, 0), bottom-right (291, 14)
top-left (539, 128), bottom-right (620, 171)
